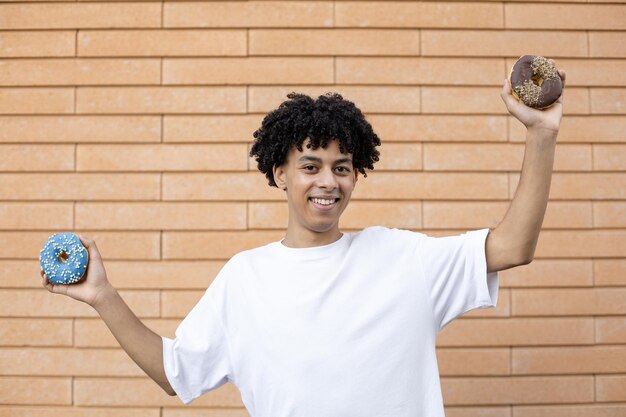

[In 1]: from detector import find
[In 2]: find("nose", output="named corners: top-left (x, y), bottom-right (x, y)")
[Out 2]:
top-left (315, 166), bottom-right (339, 190)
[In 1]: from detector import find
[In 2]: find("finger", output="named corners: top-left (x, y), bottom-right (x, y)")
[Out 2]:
top-left (558, 69), bottom-right (566, 88)
top-left (43, 274), bottom-right (69, 296)
top-left (77, 234), bottom-right (102, 261)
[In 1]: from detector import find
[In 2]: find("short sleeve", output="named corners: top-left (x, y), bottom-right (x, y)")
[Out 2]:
top-left (419, 228), bottom-right (499, 333)
top-left (162, 281), bottom-right (233, 405)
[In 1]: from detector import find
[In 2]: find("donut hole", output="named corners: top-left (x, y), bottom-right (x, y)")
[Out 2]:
top-left (531, 74), bottom-right (544, 87)
top-left (57, 252), bottom-right (69, 263)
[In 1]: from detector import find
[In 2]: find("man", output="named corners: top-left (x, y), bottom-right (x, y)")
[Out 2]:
top-left (42, 68), bottom-right (565, 416)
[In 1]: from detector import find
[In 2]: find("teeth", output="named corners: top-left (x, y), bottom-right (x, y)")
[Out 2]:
top-left (311, 198), bottom-right (335, 206)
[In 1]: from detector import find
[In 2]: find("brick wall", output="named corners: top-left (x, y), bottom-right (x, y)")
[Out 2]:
top-left (1, 1), bottom-right (625, 416)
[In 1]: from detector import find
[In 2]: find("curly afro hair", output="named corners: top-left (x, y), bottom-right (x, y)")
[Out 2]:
top-left (250, 92), bottom-right (382, 188)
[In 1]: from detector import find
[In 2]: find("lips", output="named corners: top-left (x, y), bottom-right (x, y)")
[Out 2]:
top-left (309, 197), bottom-right (339, 211)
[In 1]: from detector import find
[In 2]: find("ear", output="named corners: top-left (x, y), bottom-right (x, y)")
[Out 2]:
top-left (273, 164), bottom-right (287, 190)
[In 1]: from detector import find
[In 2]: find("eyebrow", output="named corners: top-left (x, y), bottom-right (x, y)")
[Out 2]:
top-left (298, 156), bottom-right (353, 164)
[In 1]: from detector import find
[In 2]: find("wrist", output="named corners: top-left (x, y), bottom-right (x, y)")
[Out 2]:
top-left (92, 283), bottom-right (118, 311)
top-left (527, 126), bottom-right (558, 142)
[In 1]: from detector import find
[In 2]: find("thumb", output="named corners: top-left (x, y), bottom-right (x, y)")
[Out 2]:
top-left (501, 78), bottom-right (520, 109)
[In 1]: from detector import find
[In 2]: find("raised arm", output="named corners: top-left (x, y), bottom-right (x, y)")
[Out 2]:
top-left (41, 235), bottom-right (176, 396)
top-left (486, 65), bottom-right (566, 273)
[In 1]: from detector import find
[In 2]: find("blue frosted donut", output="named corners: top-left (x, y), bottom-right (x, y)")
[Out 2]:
top-left (39, 233), bottom-right (89, 285)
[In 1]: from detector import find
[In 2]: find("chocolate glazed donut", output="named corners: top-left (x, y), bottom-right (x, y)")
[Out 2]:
top-left (509, 55), bottom-right (562, 109)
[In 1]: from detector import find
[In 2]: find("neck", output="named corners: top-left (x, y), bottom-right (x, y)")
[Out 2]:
top-left (281, 224), bottom-right (343, 248)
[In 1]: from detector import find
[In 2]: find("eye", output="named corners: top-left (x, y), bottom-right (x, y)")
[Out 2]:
top-left (303, 165), bottom-right (317, 171)
top-left (336, 166), bottom-right (351, 173)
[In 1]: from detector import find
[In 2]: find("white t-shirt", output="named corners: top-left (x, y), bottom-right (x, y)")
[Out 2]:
top-left (162, 226), bottom-right (499, 416)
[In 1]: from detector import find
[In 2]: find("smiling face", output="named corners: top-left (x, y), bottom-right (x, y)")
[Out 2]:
top-left (272, 138), bottom-right (358, 247)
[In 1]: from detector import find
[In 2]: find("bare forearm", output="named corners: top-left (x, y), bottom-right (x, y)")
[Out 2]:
top-left (493, 127), bottom-right (557, 264)
top-left (93, 285), bottom-right (175, 396)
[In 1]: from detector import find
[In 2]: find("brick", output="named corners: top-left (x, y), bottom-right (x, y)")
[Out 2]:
top-left (75, 202), bottom-right (247, 230)
top-left (444, 407), bottom-right (510, 417)
top-left (1, 260), bottom-right (47, 288)
top-left (512, 346), bottom-right (626, 375)
top-left (105, 261), bottom-right (225, 290)
top-left (499, 259), bottom-right (593, 288)
top-left (375, 143), bottom-right (422, 170)
top-left (512, 288), bottom-right (626, 316)
top-left (0, 377), bottom-right (71, 405)
top-left (590, 88), bottom-right (626, 114)
top-left (0, 145), bottom-right (74, 170)
top-left (0, 203), bottom-right (72, 230)
top-left (163, 230), bottom-right (284, 260)
top-left (0, 347), bottom-right (143, 377)
top-left (163, 57), bottom-right (333, 85)
top-left (589, 32), bottom-right (626, 58)
top-left (424, 143), bottom-right (591, 171)
top-left (0, 407), bottom-right (160, 417)
top-left (161, 290), bottom-right (204, 318)
top-left (249, 29), bottom-right (420, 56)
top-left (594, 202), bottom-right (626, 228)
top-left (424, 86), bottom-right (588, 115)
top-left (593, 144), bottom-right (626, 170)
top-left (422, 87), bottom-right (503, 114)
top-left (352, 172), bottom-right (508, 200)
top-left (75, 318), bottom-right (178, 348)
top-left (367, 115), bottom-right (506, 142)
top-left (437, 318), bottom-right (594, 346)
top-left (437, 348), bottom-right (510, 376)
top-left (0, 31), bottom-right (74, 57)
top-left (539, 201), bottom-right (592, 228)
top-left (336, 2), bottom-right (502, 28)
top-left (336, 57), bottom-right (502, 85)
top-left (595, 317), bottom-right (626, 344)
top-left (0, 174), bottom-right (160, 201)
top-left (164, 1), bottom-right (333, 28)
top-left (78, 30), bottom-right (246, 57)
top-left (534, 230), bottom-right (626, 257)
top-left (509, 115), bottom-right (626, 143)
top-left (248, 86), bottom-right (421, 114)
top-left (510, 173), bottom-right (626, 199)
top-left (505, 4), bottom-right (626, 30)
top-left (422, 30), bottom-right (587, 57)
top-left (0, 318), bottom-right (72, 347)
top-left (464, 289), bottom-right (510, 318)
top-left (0, 59), bottom-right (161, 86)
top-left (0, 115), bottom-right (160, 143)
top-left (423, 201), bottom-right (590, 230)
top-left (77, 86), bottom-right (246, 114)
top-left (0, 88), bottom-right (74, 114)
top-left (163, 172), bottom-right (284, 201)
top-left (0, 3), bottom-right (161, 29)
top-left (74, 377), bottom-right (242, 407)
top-left (164, 115), bottom-right (261, 143)
top-left (441, 376), bottom-right (593, 405)
top-left (505, 58), bottom-right (626, 87)
top-left (595, 260), bottom-right (626, 286)
top-left (596, 375), bottom-right (626, 401)
top-left (0, 231), bottom-right (159, 260)
top-left (0, 289), bottom-right (159, 318)
top-left (76, 144), bottom-right (248, 171)
top-left (423, 202), bottom-right (504, 230)
top-left (514, 404), bottom-right (626, 417)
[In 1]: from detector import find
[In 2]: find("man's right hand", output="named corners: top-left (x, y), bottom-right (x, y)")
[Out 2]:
top-left (41, 234), bottom-right (113, 308)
